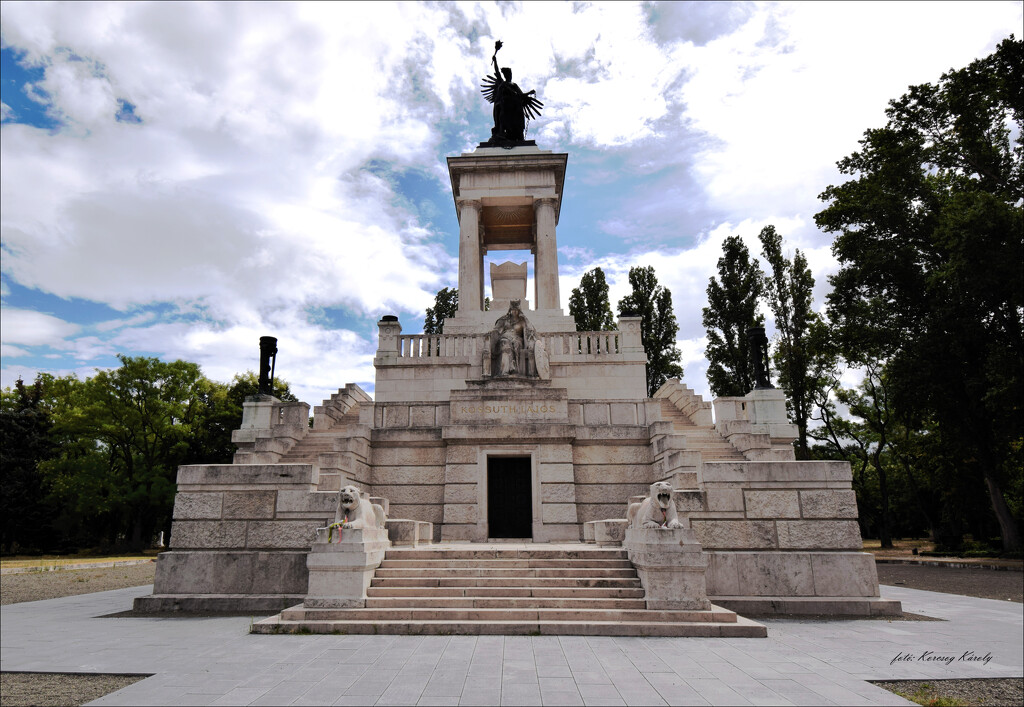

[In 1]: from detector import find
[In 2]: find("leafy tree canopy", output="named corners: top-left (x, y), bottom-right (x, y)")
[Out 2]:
top-left (815, 36), bottom-right (1024, 550)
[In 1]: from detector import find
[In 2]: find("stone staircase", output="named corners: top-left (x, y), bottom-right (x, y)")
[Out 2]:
top-left (277, 403), bottom-right (369, 491)
top-left (278, 428), bottom-right (345, 463)
top-left (659, 400), bottom-right (746, 462)
top-left (252, 544), bottom-right (766, 637)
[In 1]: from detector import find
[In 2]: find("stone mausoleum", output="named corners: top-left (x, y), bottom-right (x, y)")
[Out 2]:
top-left (136, 143), bottom-right (900, 635)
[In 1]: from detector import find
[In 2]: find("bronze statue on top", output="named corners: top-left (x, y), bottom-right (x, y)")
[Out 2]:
top-left (481, 40), bottom-right (544, 147)
top-left (747, 326), bottom-right (773, 390)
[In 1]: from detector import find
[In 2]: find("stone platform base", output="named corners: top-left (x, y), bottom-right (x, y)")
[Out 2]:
top-left (253, 607), bottom-right (767, 637)
top-left (133, 593), bottom-right (303, 613)
top-left (714, 595), bottom-right (903, 617)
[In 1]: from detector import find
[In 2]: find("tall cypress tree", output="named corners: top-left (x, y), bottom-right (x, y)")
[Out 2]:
top-left (618, 266), bottom-right (683, 397)
top-left (759, 225), bottom-right (822, 458)
top-left (424, 287), bottom-right (459, 335)
top-left (569, 267), bottom-right (616, 331)
top-left (702, 235), bottom-right (764, 397)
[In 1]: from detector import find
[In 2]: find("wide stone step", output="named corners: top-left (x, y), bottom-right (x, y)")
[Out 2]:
top-left (252, 617), bottom-right (767, 637)
top-left (370, 577), bottom-right (641, 588)
top-left (384, 549), bottom-right (627, 561)
top-left (364, 596), bottom-right (648, 610)
top-left (280, 606), bottom-right (738, 623)
top-left (378, 558), bottom-right (633, 569)
top-left (374, 567), bottom-right (637, 578)
top-left (367, 586), bottom-right (646, 599)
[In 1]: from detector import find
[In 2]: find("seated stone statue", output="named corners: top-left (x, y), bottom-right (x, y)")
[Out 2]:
top-left (334, 485), bottom-right (386, 530)
top-left (485, 299), bottom-right (537, 378)
top-left (627, 481), bottom-right (684, 529)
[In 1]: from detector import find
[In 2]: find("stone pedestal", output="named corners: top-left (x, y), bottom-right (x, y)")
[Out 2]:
top-left (240, 395), bottom-right (278, 429)
top-left (304, 527), bottom-right (390, 609)
top-left (624, 527), bottom-right (711, 611)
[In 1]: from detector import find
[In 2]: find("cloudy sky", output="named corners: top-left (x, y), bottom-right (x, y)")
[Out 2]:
top-left (1, 1), bottom-right (1019, 405)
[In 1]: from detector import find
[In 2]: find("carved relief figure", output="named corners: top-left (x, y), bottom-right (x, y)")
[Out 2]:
top-left (485, 299), bottom-right (538, 378)
top-left (534, 338), bottom-right (550, 379)
top-left (334, 485), bottom-right (386, 530)
top-left (627, 481), bottom-right (684, 529)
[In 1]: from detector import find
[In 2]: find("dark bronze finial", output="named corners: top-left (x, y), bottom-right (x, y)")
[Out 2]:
top-left (480, 40), bottom-right (543, 147)
top-left (747, 326), bottom-right (773, 390)
top-left (258, 336), bottom-right (278, 396)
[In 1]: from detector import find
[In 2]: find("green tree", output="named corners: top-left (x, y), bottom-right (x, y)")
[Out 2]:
top-left (617, 266), bottom-right (683, 397)
top-left (816, 37), bottom-right (1024, 551)
top-left (42, 356), bottom-right (215, 551)
top-left (424, 287), bottom-right (459, 335)
top-left (702, 235), bottom-right (764, 397)
top-left (759, 225), bottom-right (824, 458)
top-left (569, 267), bottom-right (616, 331)
top-left (225, 371), bottom-right (298, 408)
top-left (0, 377), bottom-right (56, 553)
top-left (811, 363), bottom-right (898, 546)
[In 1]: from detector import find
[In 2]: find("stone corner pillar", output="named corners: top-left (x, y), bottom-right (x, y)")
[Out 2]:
top-left (304, 527), bottom-right (391, 609)
top-left (618, 317), bottom-right (644, 353)
top-left (624, 527), bottom-right (711, 610)
top-left (457, 199), bottom-right (483, 312)
top-left (533, 197), bottom-right (559, 310)
top-left (376, 316), bottom-right (402, 363)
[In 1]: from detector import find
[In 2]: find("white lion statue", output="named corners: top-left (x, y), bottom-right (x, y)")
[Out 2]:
top-left (627, 481), bottom-right (684, 529)
top-left (334, 485), bottom-right (386, 530)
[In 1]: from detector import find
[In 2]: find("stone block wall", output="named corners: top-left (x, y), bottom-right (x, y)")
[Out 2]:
top-left (685, 460), bottom-right (893, 613)
top-left (137, 463), bottom-right (335, 611)
top-left (572, 428), bottom-right (655, 524)
top-left (370, 429), bottom-right (446, 542)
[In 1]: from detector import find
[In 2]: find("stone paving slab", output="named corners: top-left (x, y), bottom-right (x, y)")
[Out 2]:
top-left (1, 583), bottom-right (1020, 706)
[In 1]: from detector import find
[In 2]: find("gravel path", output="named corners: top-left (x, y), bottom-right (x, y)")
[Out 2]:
top-left (876, 563), bottom-right (1023, 603)
top-left (872, 678), bottom-right (1024, 706)
top-left (1, 561), bottom-right (1021, 705)
top-left (0, 673), bottom-right (147, 707)
top-left (0, 563), bottom-right (156, 606)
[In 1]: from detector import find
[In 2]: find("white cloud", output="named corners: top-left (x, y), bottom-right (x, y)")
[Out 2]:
top-left (676, 2), bottom-right (1022, 220)
top-left (0, 308), bottom-right (80, 347)
top-left (0, 364), bottom-right (102, 390)
top-left (1, 344), bottom-right (31, 358)
top-left (94, 311), bottom-right (156, 332)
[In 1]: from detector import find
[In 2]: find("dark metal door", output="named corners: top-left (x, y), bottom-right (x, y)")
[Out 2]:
top-left (487, 456), bottom-right (532, 538)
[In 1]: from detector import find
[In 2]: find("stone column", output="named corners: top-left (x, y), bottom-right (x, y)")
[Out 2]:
top-left (534, 197), bottom-right (559, 310)
top-left (457, 199), bottom-right (482, 312)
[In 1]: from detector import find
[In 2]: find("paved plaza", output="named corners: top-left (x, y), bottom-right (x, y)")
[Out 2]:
top-left (1, 583), bottom-right (1021, 706)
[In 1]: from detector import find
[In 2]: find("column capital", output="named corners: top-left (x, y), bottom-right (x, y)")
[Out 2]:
top-left (457, 198), bottom-right (482, 210)
top-left (533, 197), bottom-right (558, 212)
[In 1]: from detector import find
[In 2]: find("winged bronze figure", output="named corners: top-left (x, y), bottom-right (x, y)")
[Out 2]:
top-left (481, 40), bottom-right (544, 144)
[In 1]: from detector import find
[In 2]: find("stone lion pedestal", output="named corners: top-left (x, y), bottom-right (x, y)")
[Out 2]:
top-left (624, 527), bottom-right (712, 611)
top-left (304, 527), bottom-right (390, 609)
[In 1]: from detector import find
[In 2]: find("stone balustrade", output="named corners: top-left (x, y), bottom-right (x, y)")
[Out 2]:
top-left (393, 331), bottom-right (629, 361)
top-left (397, 333), bottom-right (483, 359)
